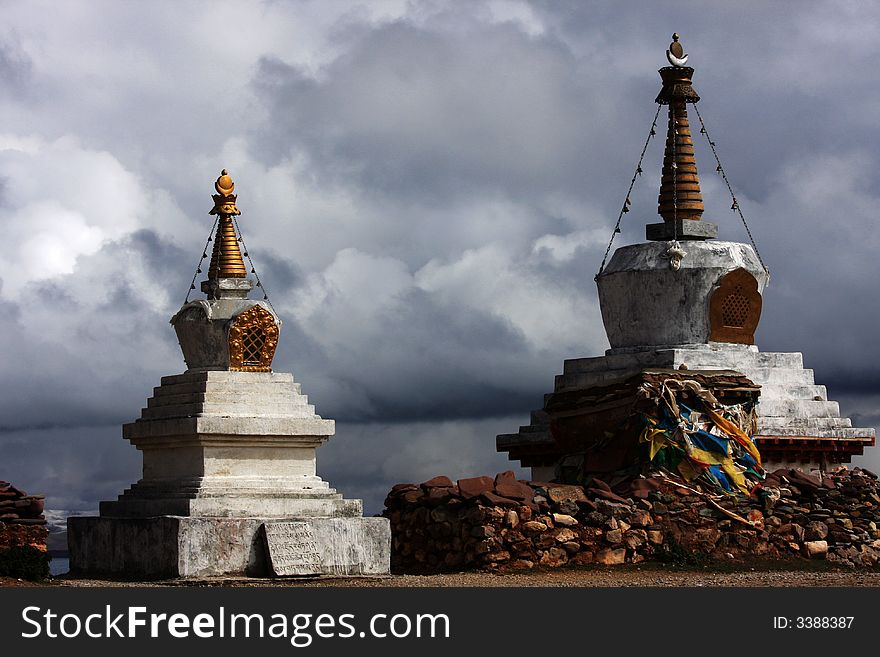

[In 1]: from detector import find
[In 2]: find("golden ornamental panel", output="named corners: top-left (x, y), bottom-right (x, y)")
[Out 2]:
top-left (709, 268), bottom-right (762, 345)
top-left (228, 305), bottom-right (279, 372)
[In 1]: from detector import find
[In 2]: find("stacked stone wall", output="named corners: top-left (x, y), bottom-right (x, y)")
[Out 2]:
top-left (384, 468), bottom-right (880, 572)
top-left (0, 481), bottom-right (49, 580)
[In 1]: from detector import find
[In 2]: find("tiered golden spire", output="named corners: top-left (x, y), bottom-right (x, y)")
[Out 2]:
top-left (207, 169), bottom-right (247, 279)
top-left (656, 34), bottom-right (704, 223)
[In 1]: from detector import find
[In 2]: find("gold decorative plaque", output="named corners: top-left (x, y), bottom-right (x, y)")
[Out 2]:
top-left (228, 305), bottom-right (279, 371)
top-left (709, 268), bottom-right (762, 345)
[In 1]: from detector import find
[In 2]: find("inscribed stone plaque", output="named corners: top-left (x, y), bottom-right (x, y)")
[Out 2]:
top-left (263, 522), bottom-right (323, 576)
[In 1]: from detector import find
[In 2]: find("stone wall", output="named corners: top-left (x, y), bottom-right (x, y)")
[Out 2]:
top-left (383, 467), bottom-right (880, 572)
top-left (0, 481), bottom-right (49, 580)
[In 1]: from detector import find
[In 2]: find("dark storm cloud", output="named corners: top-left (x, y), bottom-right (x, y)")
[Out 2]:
top-left (1, 2), bottom-right (878, 516)
top-left (0, 230), bottom-right (190, 431)
top-left (0, 424), bottom-right (139, 511)
top-left (321, 417), bottom-right (529, 515)
top-left (248, 1), bottom-right (880, 395)
top-left (250, 20), bottom-right (610, 203)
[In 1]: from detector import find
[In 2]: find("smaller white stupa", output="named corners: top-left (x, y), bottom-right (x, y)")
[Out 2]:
top-left (68, 170), bottom-right (390, 578)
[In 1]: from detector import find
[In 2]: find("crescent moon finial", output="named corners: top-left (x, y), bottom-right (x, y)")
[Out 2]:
top-left (666, 32), bottom-right (689, 67)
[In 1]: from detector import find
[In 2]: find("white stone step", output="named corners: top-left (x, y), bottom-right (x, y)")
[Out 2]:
top-left (683, 350), bottom-right (804, 370)
top-left (758, 415), bottom-right (852, 430)
top-left (757, 426), bottom-right (874, 439)
top-left (736, 367), bottom-right (815, 386)
top-left (141, 401), bottom-right (317, 420)
top-left (756, 398), bottom-right (840, 418)
top-left (154, 380), bottom-right (303, 397)
top-left (148, 391), bottom-right (303, 407)
top-left (758, 384), bottom-right (827, 401)
top-left (160, 371), bottom-right (295, 385)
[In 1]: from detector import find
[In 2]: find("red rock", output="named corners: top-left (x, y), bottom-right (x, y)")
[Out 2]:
top-left (402, 489), bottom-right (424, 504)
top-left (587, 488), bottom-right (630, 504)
top-left (647, 530), bottom-right (664, 545)
top-left (802, 540), bottom-right (828, 559)
top-left (695, 527), bottom-right (721, 546)
top-left (804, 521), bottom-right (829, 541)
top-left (457, 476), bottom-right (495, 499)
top-left (494, 480), bottom-right (534, 502)
top-left (534, 533), bottom-right (556, 549)
top-left (425, 486), bottom-right (458, 505)
top-left (605, 529), bottom-right (623, 544)
top-left (590, 477), bottom-right (613, 493)
top-left (788, 470), bottom-right (822, 490)
top-left (553, 528), bottom-right (578, 543)
top-left (521, 521), bottom-right (547, 534)
top-left (485, 550), bottom-right (511, 563)
top-left (391, 483), bottom-right (418, 493)
top-left (595, 548), bottom-right (626, 565)
top-left (571, 551), bottom-right (594, 565)
top-left (422, 475), bottom-right (454, 489)
top-left (494, 470), bottom-right (517, 486)
top-left (538, 547), bottom-right (568, 567)
top-left (480, 491), bottom-right (519, 508)
top-left (746, 509), bottom-right (765, 530)
top-left (546, 485), bottom-right (588, 503)
top-left (630, 477), bottom-right (661, 492)
top-left (576, 499), bottom-right (598, 512)
top-left (551, 513), bottom-right (578, 526)
top-left (624, 530), bottom-right (646, 550)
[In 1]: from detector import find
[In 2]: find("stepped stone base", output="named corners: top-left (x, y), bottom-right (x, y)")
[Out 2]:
top-left (498, 343), bottom-right (875, 477)
top-left (68, 516), bottom-right (390, 578)
top-left (70, 369), bottom-right (391, 577)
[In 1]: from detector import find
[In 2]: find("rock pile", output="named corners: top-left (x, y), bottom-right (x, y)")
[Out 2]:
top-left (0, 481), bottom-right (49, 580)
top-left (383, 467), bottom-right (880, 572)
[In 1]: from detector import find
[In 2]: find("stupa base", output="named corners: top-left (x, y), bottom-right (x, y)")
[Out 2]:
top-left (67, 515), bottom-right (390, 579)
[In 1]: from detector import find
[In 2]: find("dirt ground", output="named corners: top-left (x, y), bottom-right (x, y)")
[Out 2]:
top-left (4, 563), bottom-right (880, 588)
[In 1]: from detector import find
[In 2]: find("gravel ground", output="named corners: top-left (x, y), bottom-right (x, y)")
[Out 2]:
top-left (5, 564), bottom-right (880, 588)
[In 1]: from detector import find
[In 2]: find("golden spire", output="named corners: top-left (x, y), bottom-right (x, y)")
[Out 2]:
top-left (207, 169), bottom-right (247, 279)
top-left (656, 34), bottom-right (704, 224)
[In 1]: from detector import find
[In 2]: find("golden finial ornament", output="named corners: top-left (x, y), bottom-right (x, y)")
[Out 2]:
top-left (207, 168), bottom-right (247, 279)
top-left (210, 168), bottom-right (241, 216)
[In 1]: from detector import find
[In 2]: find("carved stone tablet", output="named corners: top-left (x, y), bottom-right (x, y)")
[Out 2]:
top-left (263, 522), bottom-right (323, 576)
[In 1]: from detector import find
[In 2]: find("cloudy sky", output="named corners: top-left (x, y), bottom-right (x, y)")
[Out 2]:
top-left (1, 0), bottom-right (878, 516)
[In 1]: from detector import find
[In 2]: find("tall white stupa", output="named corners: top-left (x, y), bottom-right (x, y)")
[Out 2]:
top-left (498, 35), bottom-right (874, 478)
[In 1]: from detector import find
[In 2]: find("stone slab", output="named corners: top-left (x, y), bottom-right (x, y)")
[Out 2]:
top-left (68, 515), bottom-right (390, 579)
top-left (646, 219), bottom-right (718, 241)
top-left (264, 522), bottom-right (323, 575)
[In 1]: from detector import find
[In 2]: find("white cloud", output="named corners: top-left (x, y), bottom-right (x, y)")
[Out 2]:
top-left (0, 134), bottom-right (191, 298)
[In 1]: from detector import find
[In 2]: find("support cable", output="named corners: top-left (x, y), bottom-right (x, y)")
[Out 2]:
top-left (232, 215), bottom-right (278, 316)
top-left (693, 103), bottom-right (769, 278)
top-left (184, 216), bottom-right (219, 304)
top-left (595, 104), bottom-right (663, 280)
